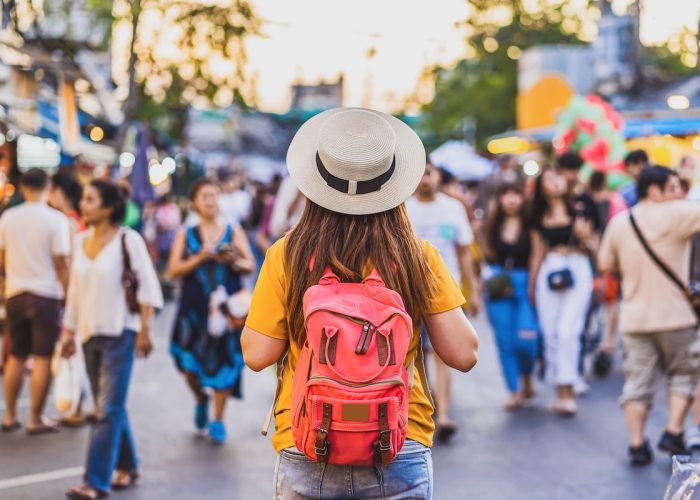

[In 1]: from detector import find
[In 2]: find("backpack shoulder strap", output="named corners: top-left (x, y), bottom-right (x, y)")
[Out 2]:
top-left (261, 352), bottom-right (287, 436)
top-left (629, 212), bottom-right (686, 292)
top-left (407, 328), bottom-right (434, 409)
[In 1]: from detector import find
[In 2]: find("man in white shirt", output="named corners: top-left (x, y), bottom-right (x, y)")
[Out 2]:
top-left (406, 160), bottom-right (481, 443)
top-left (219, 171), bottom-right (252, 228)
top-left (0, 169), bottom-right (70, 434)
top-left (269, 176), bottom-right (305, 239)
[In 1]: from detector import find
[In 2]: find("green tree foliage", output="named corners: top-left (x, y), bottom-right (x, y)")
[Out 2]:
top-left (108, 0), bottom-right (260, 146)
top-left (420, 0), bottom-right (592, 150)
top-left (5, 0), bottom-right (260, 145)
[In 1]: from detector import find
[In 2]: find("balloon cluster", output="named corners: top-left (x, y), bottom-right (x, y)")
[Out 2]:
top-left (554, 95), bottom-right (627, 174)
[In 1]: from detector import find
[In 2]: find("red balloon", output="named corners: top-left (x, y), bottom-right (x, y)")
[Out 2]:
top-left (576, 117), bottom-right (598, 135)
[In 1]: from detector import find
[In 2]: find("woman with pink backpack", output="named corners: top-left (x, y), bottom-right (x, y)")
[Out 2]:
top-left (242, 108), bottom-right (479, 499)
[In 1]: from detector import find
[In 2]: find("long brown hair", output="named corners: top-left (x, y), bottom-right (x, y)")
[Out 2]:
top-left (284, 200), bottom-right (438, 345)
top-left (483, 182), bottom-right (529, 262)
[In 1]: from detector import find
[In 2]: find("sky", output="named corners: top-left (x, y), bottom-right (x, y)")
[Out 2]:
top-left (244, 0), bottom-right (700, 113)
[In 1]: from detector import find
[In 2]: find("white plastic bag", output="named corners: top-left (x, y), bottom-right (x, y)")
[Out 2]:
top-left (52, 343), bottom-right (85, 415)
top-left (663, 455), bottom-right (700, 500)
top-left (207, 285), bottom-right (230, 338)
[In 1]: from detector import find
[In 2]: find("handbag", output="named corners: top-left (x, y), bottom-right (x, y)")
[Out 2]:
top-left (121, 233), bottom-right (140, 314)
top-left (629, 213), bottom-right (700, 322)
top-left (546, 225), bottom-right (576, 291)
top-left (485, 259), bottom-right (514, 300)
top-left (547, 268), bottom-right (574, 291)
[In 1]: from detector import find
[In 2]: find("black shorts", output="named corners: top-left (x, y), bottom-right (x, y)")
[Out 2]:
top-left (6, 293), bottom-right (62, 358)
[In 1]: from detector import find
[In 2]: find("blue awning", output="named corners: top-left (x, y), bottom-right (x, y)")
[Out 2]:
top-left (624, 116), bottom-right (700, 138)
top-left (492, 114), bottom-right (700, 143)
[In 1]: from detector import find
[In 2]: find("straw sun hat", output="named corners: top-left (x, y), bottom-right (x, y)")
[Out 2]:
top-left (286, 107), bottom-right (426, 215)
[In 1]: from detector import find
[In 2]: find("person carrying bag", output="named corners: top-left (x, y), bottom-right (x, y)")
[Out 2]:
top-left (629, 213), bottom-right (700, 322)
top-left (241, 107), bottom-right (479, 499)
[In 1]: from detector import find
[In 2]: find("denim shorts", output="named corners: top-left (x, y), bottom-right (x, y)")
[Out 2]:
top-left (273, 439), bottom-right (433, 500)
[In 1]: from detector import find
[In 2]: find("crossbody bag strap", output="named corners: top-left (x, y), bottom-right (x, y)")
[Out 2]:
top-left (629, 213), bottom-right (687, 293)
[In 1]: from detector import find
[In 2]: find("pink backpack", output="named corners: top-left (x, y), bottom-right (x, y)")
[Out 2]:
top-left (289, 267), bottom-right (414, 466)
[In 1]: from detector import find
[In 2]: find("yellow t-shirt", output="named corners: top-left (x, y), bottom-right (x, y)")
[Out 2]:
top-left (246, 237), bottom-right (466, 452)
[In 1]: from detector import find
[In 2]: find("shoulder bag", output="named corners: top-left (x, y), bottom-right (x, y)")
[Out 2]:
top-left (121, 232), bottom-right (140, 314)
top-left (485, 258), bottom-right (515, 301)
top-left (629, 213), bottom-right (700, 322)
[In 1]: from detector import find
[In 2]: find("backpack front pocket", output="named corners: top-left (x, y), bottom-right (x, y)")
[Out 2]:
top-left (302, 394), bottom-right (405, 467)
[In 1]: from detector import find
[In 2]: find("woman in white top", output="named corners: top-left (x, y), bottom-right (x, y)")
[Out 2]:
top-left (60, 180), bottom-right (163, 500)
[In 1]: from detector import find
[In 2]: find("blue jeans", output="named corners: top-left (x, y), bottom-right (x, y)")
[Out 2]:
top-left (83, 331), bottom-right (139, 492)
top-left (485, 267), bottom-right (539, 393)
top-left (274, 439), bottom-right (433, 499)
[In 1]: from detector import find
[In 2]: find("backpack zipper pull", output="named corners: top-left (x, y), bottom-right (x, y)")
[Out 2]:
top-left (356, 321), bottom-right (375, 355)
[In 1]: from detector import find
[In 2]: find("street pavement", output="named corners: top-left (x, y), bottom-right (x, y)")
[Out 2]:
top-left (0, 303), bottom-right (676, 500)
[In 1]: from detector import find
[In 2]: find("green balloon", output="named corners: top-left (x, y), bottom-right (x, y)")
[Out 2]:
top-left (612, 144), bottom-right (627, 160)
top-left (580, 163), bottom-right (594, 180)
top-left (575, 132), bottom-right (593, 148)
top-left (607, 171), bottom-right (630, 190)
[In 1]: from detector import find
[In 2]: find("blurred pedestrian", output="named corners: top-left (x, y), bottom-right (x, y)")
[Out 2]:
top-left (219, 170), bottom-right (252, 228)
top-left (246, 175), bottom-right (282, 280)
top-left (482, 182), bottom-right (538, 410)
top-left (599, 166), bottom-right (700, 466)
top-left (61, 180), bottom-right (163, 499)
top-left (557, 152), bottom-right (602, 230)
top-left (556, 152), bottom-right (601, 395)
top-left (588, 171), bottom-right (627, 232)
top-left (587, 170), bottom-right (625, 364)
top-left (49, 171), bottom-right (93, 428)
top-left (49, 171), bottom-right (85, 234)
top-left (619, 150), bottom-right (650, 207)
top-left (406, 159), bottom-right (481, 442)
top-left (1, 169), bottom-right (70, 435)
top-left (268, 176), bottom-right (305, 239)
top-left (474, 154), bottom-right (524, 216)
top-left (529, 168), bottom-right (598, 416)
top-left (242, 107), bottom-right (478, 499)
top-left (168, 178), bottom-right (255, 445)
top-left (153, 194), bottom-right (182, 269)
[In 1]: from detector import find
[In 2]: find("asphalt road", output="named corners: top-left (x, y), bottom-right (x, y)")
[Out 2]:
top-left (0, 304), bottom-right (676, 500)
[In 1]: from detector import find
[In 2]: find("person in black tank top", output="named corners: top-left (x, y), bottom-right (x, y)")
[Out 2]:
top-left (529, 166), bottom-right (599, 417)
top-left (483, 183), bottom-right (539, 411)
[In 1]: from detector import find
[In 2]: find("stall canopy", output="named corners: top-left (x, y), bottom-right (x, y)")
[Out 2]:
top-left (429, 140), bottom-right (495, 181)
top-left (493, 115), bottom-right (700, 143)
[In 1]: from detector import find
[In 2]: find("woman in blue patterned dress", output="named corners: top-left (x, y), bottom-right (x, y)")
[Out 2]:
top-left (168, 178), bottom-right (255, 444)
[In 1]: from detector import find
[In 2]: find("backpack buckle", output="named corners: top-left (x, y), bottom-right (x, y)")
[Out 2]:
top-left (378, 428), bottom-right (392, 449)
top-left (315, 439), bottom-right (329, 456)
top-left (314, 403), bottom-right (332, 463)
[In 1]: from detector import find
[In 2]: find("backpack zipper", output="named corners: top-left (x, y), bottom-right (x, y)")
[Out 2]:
top-left (305, 309), bottom-right (411, 332)
top-left (308, 375), bottom-right (405, 389)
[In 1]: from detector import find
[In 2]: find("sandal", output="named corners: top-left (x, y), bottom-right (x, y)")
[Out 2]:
top-left (58, 415), bottom-right (89, 428)
top-left (1, 421), bottom-right (21, 433)
top-left (66, 484), bottom-right (108, 499)
top-left (27, 418), bottom-right (61, 436)
top-left (505, 392), bottom-right (524, 412)
top-left (110, 470), bottom-right (139, 491)
top-left (550, 399), bottom-right (577, 417)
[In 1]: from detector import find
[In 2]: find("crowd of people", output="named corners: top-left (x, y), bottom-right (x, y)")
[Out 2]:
top-left (0, 105), bottom-right (700, 497)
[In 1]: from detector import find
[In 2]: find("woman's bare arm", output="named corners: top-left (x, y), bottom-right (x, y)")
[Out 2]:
top-left (424, 307), bottom-right (479, 372)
